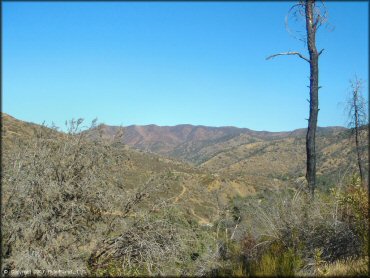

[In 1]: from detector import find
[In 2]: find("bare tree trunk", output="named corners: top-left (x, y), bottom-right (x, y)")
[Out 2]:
top-left (266, 0), bottom-right (325, 198)
top-left (305, 0), bottom-right (319, 198)
top-left (353, 88), bottom-right (365, 186)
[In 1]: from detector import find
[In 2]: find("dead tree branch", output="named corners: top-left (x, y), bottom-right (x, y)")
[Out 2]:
top-left (266, 51), bottom-right (310, 63)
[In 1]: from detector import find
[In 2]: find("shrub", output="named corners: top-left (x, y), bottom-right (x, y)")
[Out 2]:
top-left (88, 206), bottom-right (217, 276)
top-left (2, 119), bottom-right (126, 272)
top-left (230, 182), bottom-right (368, 276)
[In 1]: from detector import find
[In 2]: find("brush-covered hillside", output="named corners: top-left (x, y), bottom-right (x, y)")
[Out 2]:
top-left (1, 113), bottom-right (368, 276)
top-left (1, 113), bottom-right (248, 226)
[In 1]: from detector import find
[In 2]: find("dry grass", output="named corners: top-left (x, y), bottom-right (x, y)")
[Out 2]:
top-left (319, 256), bottom-right (369, 276)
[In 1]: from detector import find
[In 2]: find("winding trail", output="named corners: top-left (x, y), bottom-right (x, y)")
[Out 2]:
top-left (172, 179), bottom-right (213, 225)
top-left (189, 208), bottom-right (212, 226)
top-left (97, 182), bottom-right (187, 217)
top-left (173, 183), bottom-right (187, 203)
top-left (100, 177), bottom-right (213, 227)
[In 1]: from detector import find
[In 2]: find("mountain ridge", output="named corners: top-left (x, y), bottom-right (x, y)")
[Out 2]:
top-left (85, 122), bottom-right (347, 164)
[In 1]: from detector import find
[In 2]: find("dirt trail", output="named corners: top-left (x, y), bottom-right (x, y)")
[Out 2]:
top-left (173, 183), bottom-right (187, 203)
top-left (99, 181), bottom-right (188, 217)
top-left (172, 179), bottom-right (213, 225)
top-left (189, 208), bottom-right (212, 226)
top-left (100, 181), bottom-right (187, 217)
top-left (100, 211), bottom-right (126, 217)
top-left (101, 178), bottom-right (213, 226)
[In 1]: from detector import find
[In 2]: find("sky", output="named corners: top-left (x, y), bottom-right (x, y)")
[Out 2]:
top-left (3, 1), bottom-right (369, 131)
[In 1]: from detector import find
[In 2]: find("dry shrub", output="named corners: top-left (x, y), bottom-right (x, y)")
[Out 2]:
top-left (334, 175), bottom-right (369, 256)
top-left (89, 218), bottom-right (181, 275)
top-left (1, 119), bottom-right (127, 272)
top-left (88, 205), bottom-right (218, 276)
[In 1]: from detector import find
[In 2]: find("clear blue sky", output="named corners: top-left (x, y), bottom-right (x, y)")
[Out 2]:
top-left (3, 1), bottom-right (368, 131)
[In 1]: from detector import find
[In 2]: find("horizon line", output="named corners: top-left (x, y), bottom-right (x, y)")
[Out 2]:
top-left (2, 112), bottom-right (349, 134)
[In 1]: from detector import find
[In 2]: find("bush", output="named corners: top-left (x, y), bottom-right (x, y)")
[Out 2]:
top-left (88, 206), bottom-right (218, 276)
top-left (227, 181), bottom-right (368, 276)
top-left (333, 175), bottom-right (369, 256)
top-left (2, 119), bottom-right (126, 272)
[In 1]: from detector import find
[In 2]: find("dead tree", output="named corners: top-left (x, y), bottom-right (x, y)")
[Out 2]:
top-left (267, 0), bottom-right (327, 198)
top-left (346, 76), bottom-right (368, 188)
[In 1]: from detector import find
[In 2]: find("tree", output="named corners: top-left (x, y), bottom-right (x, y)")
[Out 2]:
top-left (346, 76), bottom-right (368, 188)
top-left (267, 0), bottom-right (327, 198)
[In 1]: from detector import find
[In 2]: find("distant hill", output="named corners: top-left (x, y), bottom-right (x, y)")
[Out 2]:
top-left (88, 124), bottom-right (251, 155)
top-left (86, 123), bottom-right (347, 163)
top-left (1, 113), bottom-right (55, 149)
top-left (85, 122), bottom-right (366, 189)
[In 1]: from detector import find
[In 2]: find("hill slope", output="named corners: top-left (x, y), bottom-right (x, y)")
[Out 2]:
top-left (87, 123), bottom-right (347, 163)
top-left (85, 122), bottom-right (366, 188)
top-left (1, 113), bottom-right (255, 225)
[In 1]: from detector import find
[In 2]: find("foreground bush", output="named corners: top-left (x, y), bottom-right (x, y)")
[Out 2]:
top-left (2, 119), bottom-right (124, 271)
top-left (220, 181), bottom-right (369, 276)
top-left (333, 175), bottom-right (369, 256)
top-left (88, 206), bottom-right (219, 276)
top-left (319, 256), bottom-right (368, 276)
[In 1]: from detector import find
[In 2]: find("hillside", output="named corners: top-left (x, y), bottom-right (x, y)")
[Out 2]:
top-left (87, 124), bottom-right (252, 158)
top-left (2, 113), bottom-right (368, 276)
top-left (86, 123), bottom-right (346, 162)
top-left (2, 113), bottom-right (47, 147)
top-left (86, 122), bottom-right (365, 189)
top-left (1, 113), bottom-right (254, 225)
top-left (4, 113), bottom-right (366, 192)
